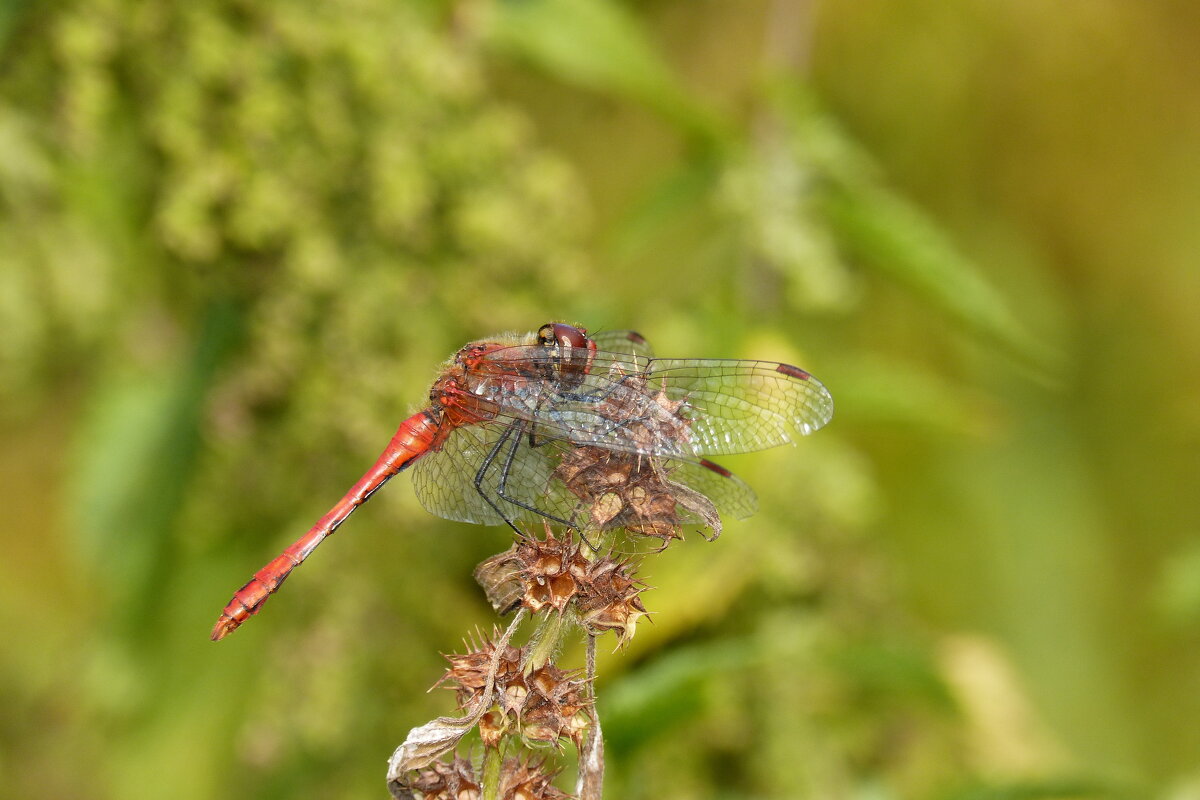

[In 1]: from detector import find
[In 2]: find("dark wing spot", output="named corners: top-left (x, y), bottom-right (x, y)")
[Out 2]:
top-left (698, 458), bottom-right (733, 478)
top-left (776, 363), bottom-right (811, 380)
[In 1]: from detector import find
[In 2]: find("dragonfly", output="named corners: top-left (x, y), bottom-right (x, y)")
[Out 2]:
top-left (211, 322), bottom-right (833, 640)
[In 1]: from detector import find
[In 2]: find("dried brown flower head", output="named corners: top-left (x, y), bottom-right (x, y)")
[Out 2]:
top-left (553, 446), bottom-right (721, 548)
top-left (409, 755), bottom-right (572, 800)
top-left (474, 528), bottom-right (580, 616)
top-left (574, 558), bottom-right (649, 646)
top-left (517, 663), bottom-right (591, 748)
top-left (434, 631), bottom-right (523, 711)
top-left (435, 634), bottom-right (591, 749)
top-left (496, 757), bottom-right (573, 800)
top-left (409, 756), bottom-right (480, 800)
top-left (474, 528), bottom-right (650, 647)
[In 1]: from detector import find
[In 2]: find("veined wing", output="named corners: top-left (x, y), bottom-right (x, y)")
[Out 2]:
top-left (641, 358), bottom-right (834, 456)
top-left (409, 418), bottom-right (759, 531)
top-left (550, 353), bottom-right (832, 458)
top-left (667, 458), bottom-right (758, 520)
top-left (585, 339), bottom-right (829, 454)
top-left (469, 346), bottom-right (662, 449)
top-left (473, 346), bottom-right (831, 459)
top-left (410, 421), bottom-right (576, 527)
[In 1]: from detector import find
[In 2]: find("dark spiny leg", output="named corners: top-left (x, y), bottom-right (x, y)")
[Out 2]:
top-left (518, 423), bottom-right (600, 551)
top-left (474, 424), bottom-right (526, 536)
top-left (494, 421), bottom-right (576, 527)
top-left (517, 415), bottom-right (599, 550)
top-left (526, 425), bottom-right (551, 449)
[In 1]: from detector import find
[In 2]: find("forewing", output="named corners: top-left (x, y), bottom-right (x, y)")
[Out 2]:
top-left (471, 347), bottom-right (831, 459)
top-left (644, 359), bottom-right (834, 456)
top-left (472, 346), bottom-right (678, 455)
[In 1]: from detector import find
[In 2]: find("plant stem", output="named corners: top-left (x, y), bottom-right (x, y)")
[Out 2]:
top-left (577, 634), bottom-right (605, 800)
top-left (525, 610), bottom-right (571, 671)
top-left (481, 739), bottom-right (505, 800)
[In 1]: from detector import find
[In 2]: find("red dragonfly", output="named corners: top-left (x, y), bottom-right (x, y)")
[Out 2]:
top-left (211, 323), bottom-right (833, 640)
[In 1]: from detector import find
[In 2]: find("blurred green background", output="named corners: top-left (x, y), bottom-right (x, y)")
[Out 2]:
top-left (2, 1), bottom-right (1198, 798)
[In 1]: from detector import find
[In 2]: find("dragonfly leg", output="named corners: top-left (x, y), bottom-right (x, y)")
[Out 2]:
top-left (526, 424), bottom-right (556, 449)
top-left (471, 422), bottom-right (577, 534)
top-left (493, 421), bottom-right (576, 528)
top-left (472, 423), bottom-right (527, 536)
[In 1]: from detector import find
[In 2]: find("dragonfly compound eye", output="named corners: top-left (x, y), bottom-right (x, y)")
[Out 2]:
top-left (537, 323), bottom-right (588, 350)
top-left (536, 323), bottom-right (595, 387)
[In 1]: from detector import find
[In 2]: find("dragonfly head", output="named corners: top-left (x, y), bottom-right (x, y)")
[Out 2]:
top-left (537, 322), bottom-right (588, 351)
top-left (537, 322), bottom-right (596, 386)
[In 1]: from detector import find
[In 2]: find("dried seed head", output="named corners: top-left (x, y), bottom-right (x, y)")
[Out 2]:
top-left (500, 681), bottom-right (529, 716)
top-left (435, 634), bottom-right (590, 749)
top-left (518, 663), bottom-right (591, 749)
top-left (474, 549), bottom-right (525, 614)
top-left (478, 711), bottom-right (505, 749)
top-left (575, 557), bottom-right (650, 646)
top-left (496, 757), bottom-right (572, 800)
top-left (475, 527), bottom-right (587, 616)
top-left (409, 756), bottom-right (570, 800)
top-left (590, 491), bottom-right (624, 527)
top-left (476, 525), bottom-right (654, 648)
top-left (410, 756), bottom-right (480, 800)
top-left (517, 530), bottom-right (581, 615)
top-left (435, 632), bottom-right (523, 710)
top-left (552, 445), bottom-right (721, 548)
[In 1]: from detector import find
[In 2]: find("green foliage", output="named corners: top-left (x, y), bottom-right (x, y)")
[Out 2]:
top-left (487, 0), bottom-right (718, 137)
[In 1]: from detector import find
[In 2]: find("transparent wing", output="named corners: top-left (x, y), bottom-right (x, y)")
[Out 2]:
top-left (410, 423), bottom-right (759, 531)
top-left (589, 329), bottom-right (654, 359)
top-left (667, 458), bottom-right (758, 521)
top-left (410, 421), bottom-right (590, 528)
top-left (642, 358), bottom-right (834, 456)
top-left (471, 347), bottom-right (832, 459)
top-left (409, 422), bottom-right (512, 525)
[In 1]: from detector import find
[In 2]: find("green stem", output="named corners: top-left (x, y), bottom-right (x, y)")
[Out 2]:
top-left (481, 738), bottom-right (505, 800)
top-left (525, 610), bottom-right (571, 671)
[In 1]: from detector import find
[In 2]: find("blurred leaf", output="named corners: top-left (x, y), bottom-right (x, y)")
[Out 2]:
top-left (829, 638), bottom-right (955, 710)
top-left (766, 80), bottom-right (1052, 366)
top-left (68, 302), bottom-right (241, 630)
top-left (0, 0), bottom-right (34, 55)
top-left (828, 356), bottom-right (1001, 438)
top-left (71, 363), bottom-right (183, 582)
top-left (821, 181), bottom-right (1049, 367)
top-left (1154, 541), bottom-right (1200, 626)
top-left (600, 638), bottom-right (757, 757)
top-left (486, 0), bottom-right (723, 140)
top-left (606, 155), bottom-right (720, 262)
top-left (0, 110), bottom-right (52, 190)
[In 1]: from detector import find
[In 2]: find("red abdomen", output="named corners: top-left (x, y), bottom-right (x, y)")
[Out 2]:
top-left (211, 410), bottom-right (442, 640)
